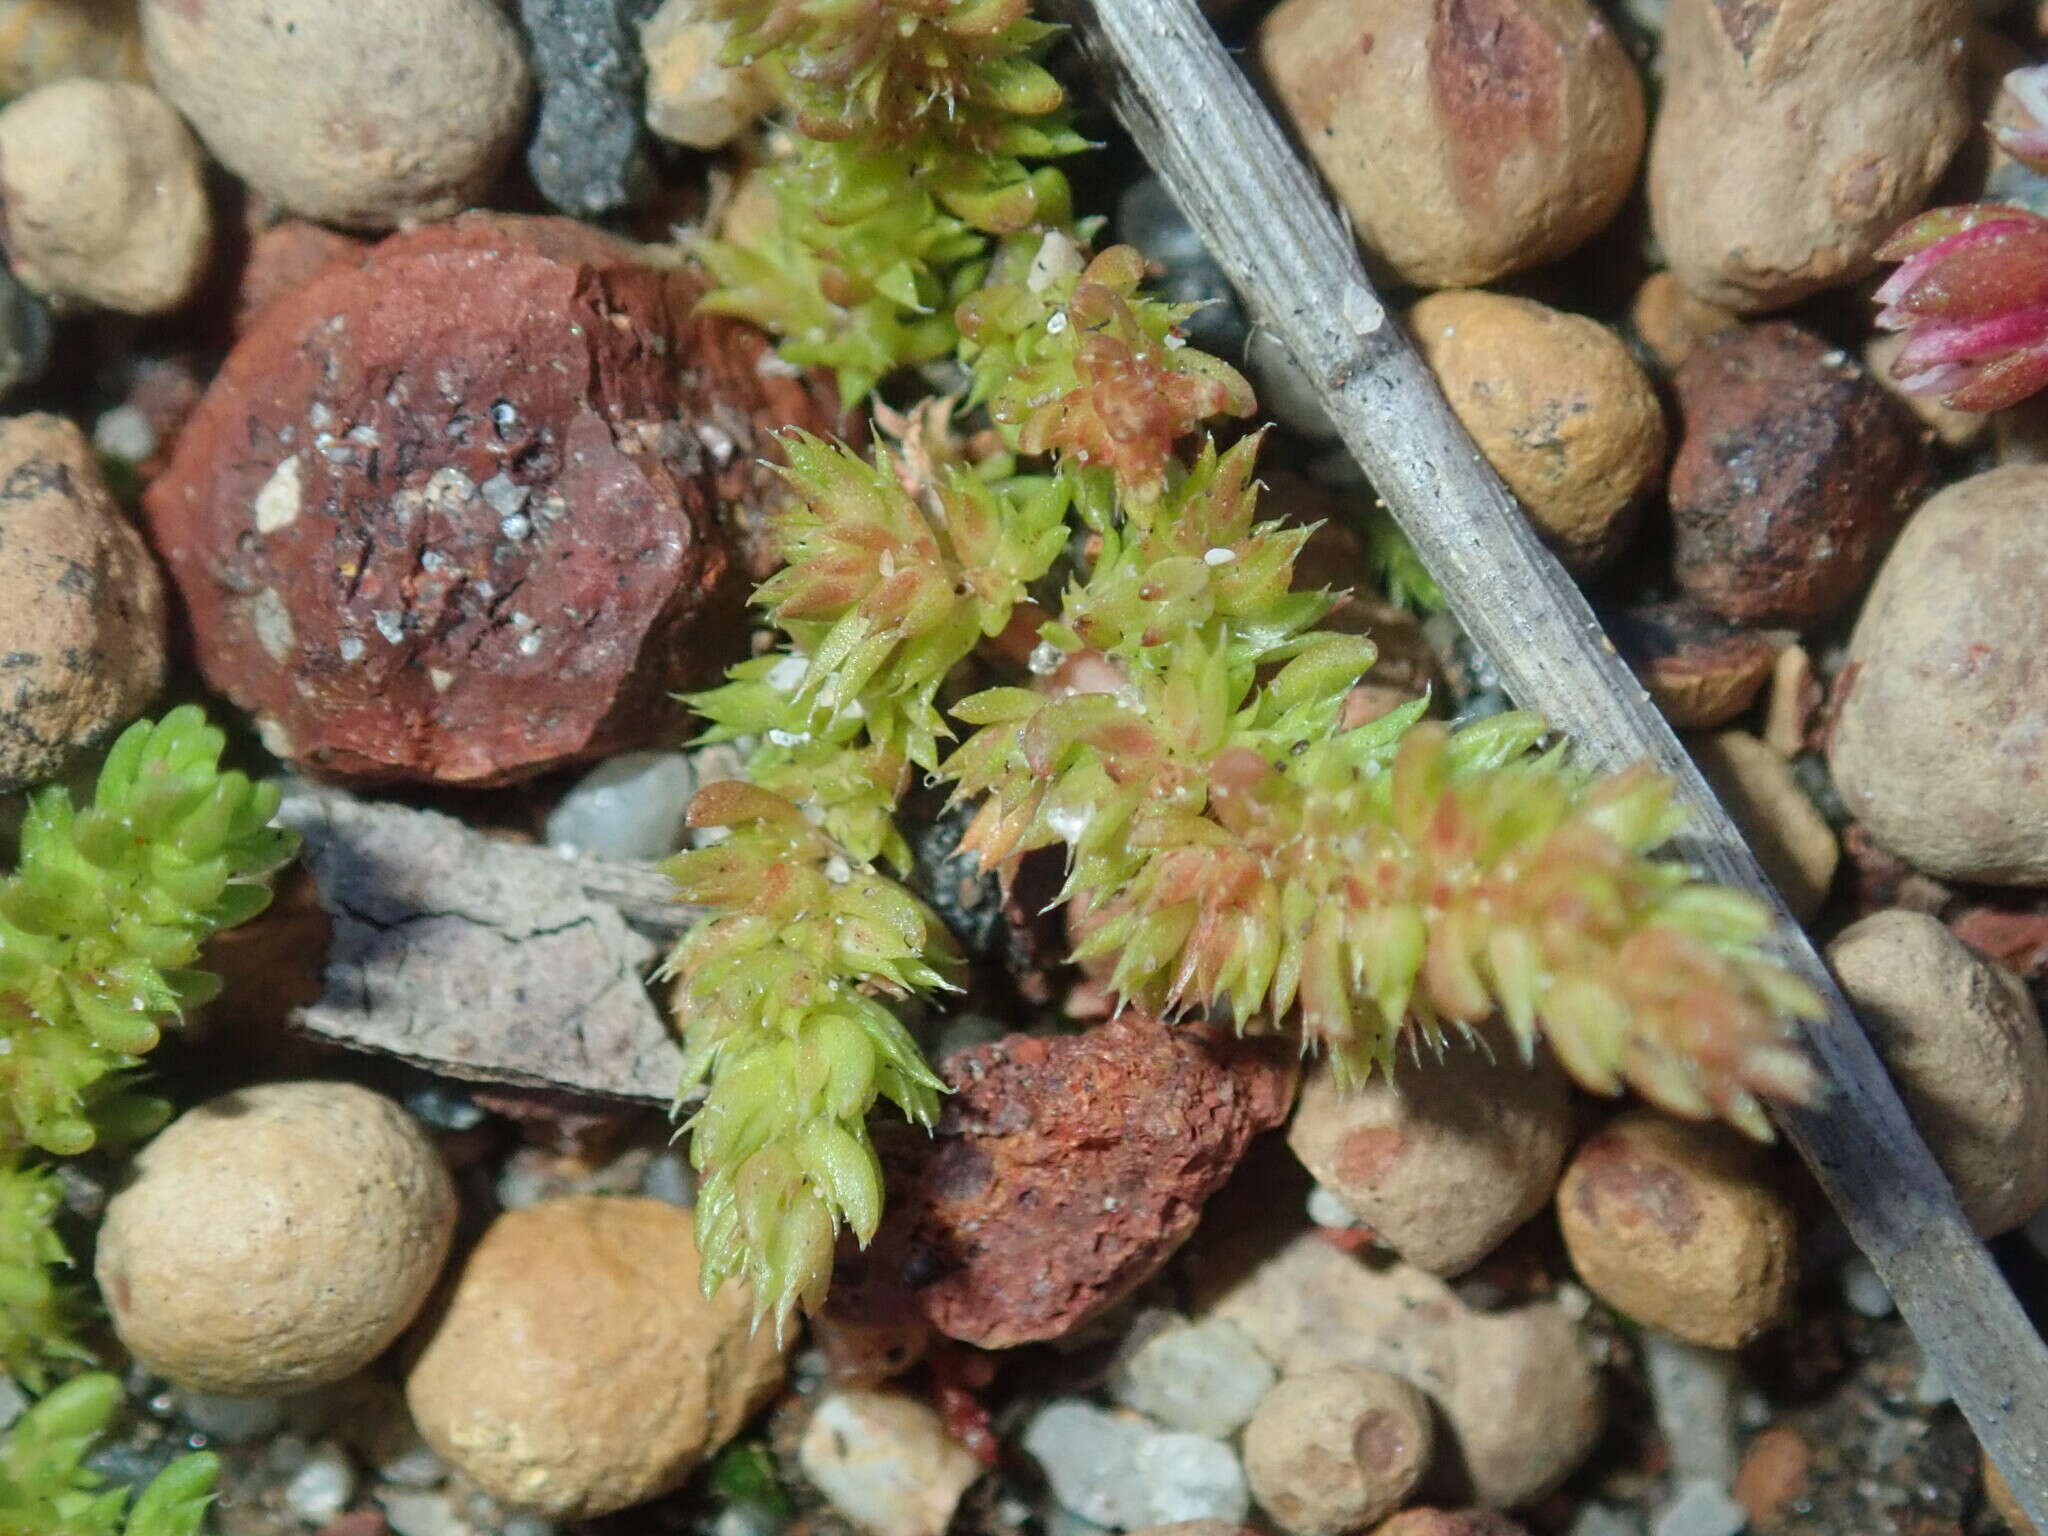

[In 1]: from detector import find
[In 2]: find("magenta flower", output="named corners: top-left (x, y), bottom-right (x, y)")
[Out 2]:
top-left (1872, 64), bottom-right (2048, 414)
top-left (1873, 203), bottom-right (2048, 413)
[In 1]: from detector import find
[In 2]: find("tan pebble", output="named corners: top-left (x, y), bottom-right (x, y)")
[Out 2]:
top-left (96, 1082), bottom-right (455, 1395)
top-left (0, 413), bottom-right (166, 791)
top-left (1628, 271), bottom-right (1739, 374)
top-left (1202, 1235), bottom-right (1601, 1508)
top-left (406, 1195), bottom-right (787, 1518)
top-left (1733, 1425), bottom-right (1811, 1529)
top-left (1408, 291), bottom-right (1662, 572)
top-left (1828, 466), bottom-right (2048, 882)
top-left (1761, 644), bottom-right (1815, 760)
top-left (1692, 731), bottom-right (1837, 922)
top-left (1370, 1510), bottom-right (1529, 1536)
top-left (1244, 1367), bottom-right (1434, 1535)
top-left (140, 0), bottom-right (530, 230)
top-left (1555, 1110), bottom-right (1798, 1350)
top-left (1611, 600), bottom-right (1776, 731)
top-left (0, 80), bottom-right (208, 314)
top-left (1257, 0), bottom-right (1643, 289)
top-left (1286, 1025), bottom-right (1571, 1276)
top-left (1828, 910), bottom-right (2048, 1236)
top-left (1648, 0), bottom-right (1971, 312)
top-left (0, 0), bottom-right (147, 97)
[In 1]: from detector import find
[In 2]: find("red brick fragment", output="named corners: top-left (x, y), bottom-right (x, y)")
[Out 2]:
top-left (896, 1015), bottom-right (1296, 1348)
top-left (144, 212), bottom-right (841, 785)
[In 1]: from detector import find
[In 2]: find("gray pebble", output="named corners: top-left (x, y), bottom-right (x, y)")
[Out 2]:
top-left (520, 0), bottom-right (662, 216)
top-left (1114, 177), bottom-right (1248, 362)
top-left (1651, 1478), bottom-right (1746, 1536)
top-left (173, 1388), bottom-right (286, 1442)
top-left (1839, 1254), bottom-right (1895, 1320)
top-left (1108, 1315), bottom-right (1274, 1439)
top-left (547, 749), bottom-right (698, 860)
top-left (0, 266), bottom-right (52, 399)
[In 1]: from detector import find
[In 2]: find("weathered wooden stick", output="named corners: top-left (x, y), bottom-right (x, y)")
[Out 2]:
top-left (1053, 0), bottom-right (2048, 1517)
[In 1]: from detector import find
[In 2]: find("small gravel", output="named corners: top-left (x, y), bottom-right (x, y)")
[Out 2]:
top-left (284, 1440), bottom-right (357, 1524)
top-left (1023, 1400), bottom-right (1248, 1531)
top-left (1642, 1331), bottom-right (1741, 1487)
top-left (1839, 1255), bottom-right (1895, 1319)
top-left (1651, 1478), bottom-right (1746, 1536)
top-left (546, 749), bottom-right (699, 860)
top-left (1108, 1315), bottom-right (1275, 1438)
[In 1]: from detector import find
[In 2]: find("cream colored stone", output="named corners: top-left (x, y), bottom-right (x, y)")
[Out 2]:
top-left (641, 0), bottom-right (773, 150)
top-left (1829, 910), bottom-right (2048, 1236)
top-left (0, 413), bottom-right (165, 790)
top-left (0, 80), bottom-right (208, 313)
top-left (1829, 466), bottom-right (2048, 883)
top-left (96, 1082), bottom-right (455, 1395)
top-left (1257, 0), bottom-right (1643, 289)
top-left (406, 1196), bottom-right (788, 1519)
top-left (1202, 1235), bottom-right (1601, 1508)
top-left (1692, 731), bottom-right (1837, 922)
top-left (1555, 1111), bottom-right (1797, 1350)
top-left (141, 0), bottom-right (529, 230)
top-left (1287, 1027), bottom-right (1571, 1276)
top-left (1409, 291), bottom-right (1663, 571)
top-left (798, 1389), bottom-right (982, 1536)
top-left (1647, 0), bottom-right (1971, 312)
top-left (1243, 1368), bottom-right (1434, 1536)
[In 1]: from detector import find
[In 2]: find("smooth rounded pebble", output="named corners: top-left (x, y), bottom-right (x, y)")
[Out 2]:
top-left (1408, 291), bottom-right (1663, 572)
top-left (1203, 1235), bottom-right (1602, 1509)
top-left (1828, 910), bottom-right (2048, 1236)
top-left (96, 1082), bottom-right (455, 1395)
top-left (1828, 466), bottom-right (2048, 883)
top-left (797, 1389), bottom-right (983, 1536)
top-left (1286, 1026), bottom-right (1572, 1276)
top-left (0, 413), bottom-right (166, 790)
top-left (1555, 1110), bottom-right (1797, 1350)
top-left (1648, 0), bottom-right (1970, 312)
top-left (0, 79), bottom-right (209, 314)
top-left (1257, 0), bottom-right (1643, 289)
top-left (140, 0), bottom-right (530, 230)
top-left (406, 1195), bottom-right (788, 1518)
top-left (1243, 1368), bottom-right (1434, 1535)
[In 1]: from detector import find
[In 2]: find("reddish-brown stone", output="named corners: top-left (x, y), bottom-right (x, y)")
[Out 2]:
top-left (1669, 322), bottom-right (1926, 627)
top-left (144, 212), bottom-right (841, 785)
top-left (232, 218), bottom-right (368, 338)
top-left (895, 1016), bottom-right (1296, 1348)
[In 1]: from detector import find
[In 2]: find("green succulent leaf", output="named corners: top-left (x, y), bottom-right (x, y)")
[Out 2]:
top-left (0, 1371), bottom-right (217, 1535)
top-left (664, 786), bottom-right (958, 1328)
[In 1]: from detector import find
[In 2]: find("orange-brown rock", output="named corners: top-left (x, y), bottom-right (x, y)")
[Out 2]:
top-left (899, 1017), bottom-right (1296, 1348)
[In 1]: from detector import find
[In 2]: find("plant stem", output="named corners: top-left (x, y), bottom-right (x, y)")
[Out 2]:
top-left (1051, 0), bottom-right (2048, 1516)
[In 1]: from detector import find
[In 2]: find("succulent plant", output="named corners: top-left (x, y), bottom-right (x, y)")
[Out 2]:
top-left (0, 707), bottom-right (296, 1159)
top-left (1874, 201), bottom-right (2048, 413)
top-left (0, 1371), bottom-right (216, 1535)
top-left (1872, 64), bottom-right (2048, 414)
top-left (959, 241), bottom-right (1256, 500)
top-left (663, 782), bottom-right (957, 1323)
top-left (672, 0), bottom-right (1825, 1327)
top-left (0, 707), bottom-right (294, 1380)
top-left (0, 1159), bottom-right (89, 1390)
